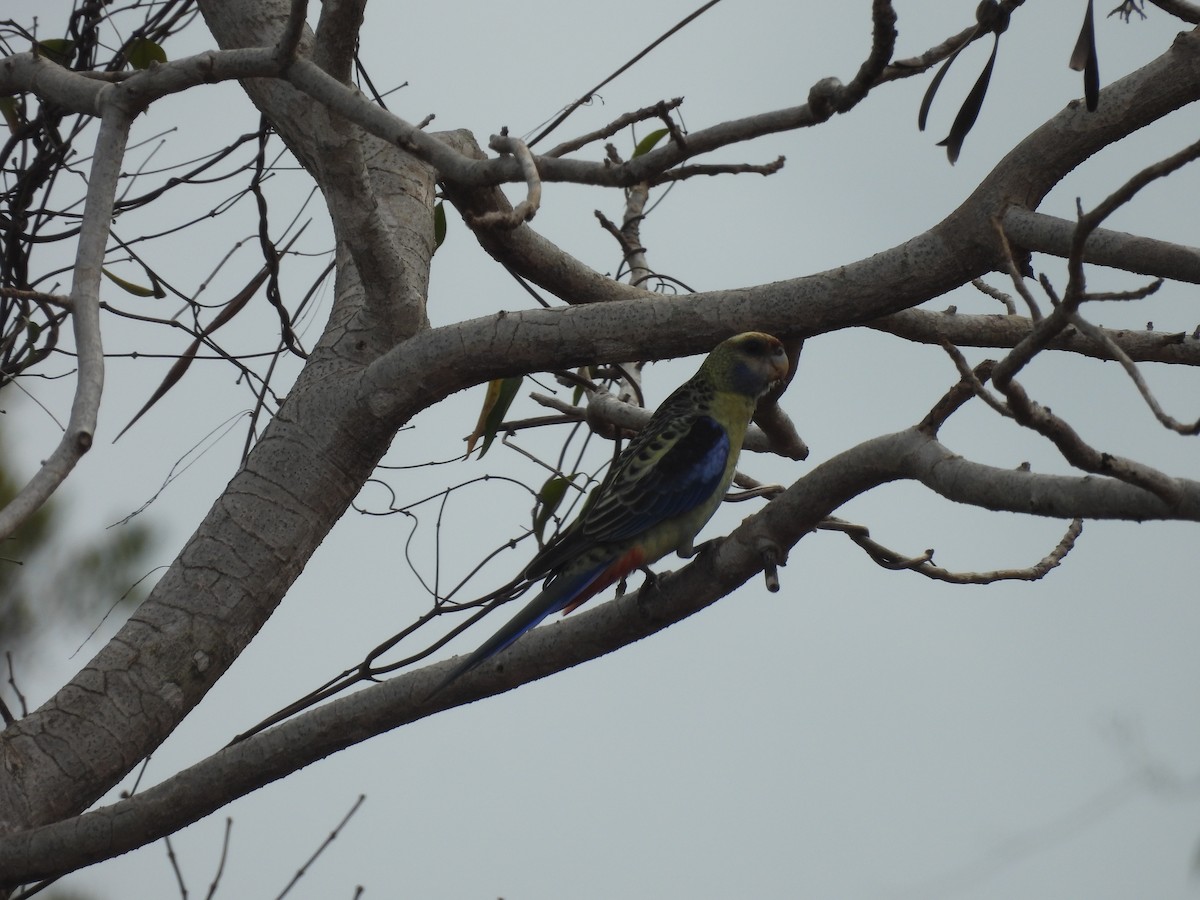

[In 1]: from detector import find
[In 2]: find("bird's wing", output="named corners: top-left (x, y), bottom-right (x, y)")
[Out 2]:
top-left (433, 401), bottom-right (732, 695)
top-left (581, 412), bottom-right (729, 542)
top-left (527, 381), bottom-right (729, 577)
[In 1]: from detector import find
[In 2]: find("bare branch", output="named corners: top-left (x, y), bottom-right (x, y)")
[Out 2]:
top-left (470, 134), bottom-right (541, 228)
top-left (834, 0), bottom-right (899, 111)
top-left (1000, 376), bottom-right (1184, 505)
top-left (0, 288), bottom-right (71, 310)
top-left (1002, 208), bottom-right (1200, 285)
top-left (276, 0), bottom-right (310, 68)
top-left (1146, 0), bottom-right (1200, 24)
top-left (819, 517), bottom-right (934, 569)
top-left (1067, 313), bottom-right (1200, 434)
top-left (275, 795), bottom-right (366, 899)
top-left (1068, 134), bottom-right (1200, 300)
top-left (0, 105), bottom-right (131, 541)
top-left (994, 217), bottom-right (1043, 320)
top-left (877, 24), bottom-right (978, 83)
top-left (971, 278), bottom-right (1017, 314)
top-left (751, 398), bottom-right (810, 461)
top-left (163, 834), bottom-right (188, 899)
top-left (6, 10), bottom-right (1200, 882)
top-left (442, 30), bottom-right (1200, 309)
top-left (0, 46), bottom-right (284, 115)
top-left (979, 134), bottom-right (1200, 498)
top-left (6, 428), bottom-right (1200, 885)
top-left (529, 389), bottom-right (788, 456)
top-left (526, 1), bottom-right (725, 147)
top-left (650, 156), bottom-right (785, 185)
top-left (936, 342), bottom-right (1010, 419)
top-left (204, 818), bottom-right (233, 900)
top-left (285, 57), bottom-right (482, 182)
top-left (869, 308), bottom-right (1200, 366)
top-left (543, 98), bottom-right (685, 158)
top-left (594, 210), bottom-right (644, 263)
top-left (821, 516), bottom-right (1084, 584)
top-left (312, 0), bottom-right (363, 79)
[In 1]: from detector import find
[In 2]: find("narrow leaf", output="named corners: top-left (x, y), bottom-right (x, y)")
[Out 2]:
top-left (35, 39), bottom-right (76, 66)
top-left (465, 376), bottom-right (522, 457)
top-left (433, 201), bottom-right (447, 252)
top-left (0, 97), bottom-right (21, 134)
top-left (126, 37), bottom-right (168, 70)
top-left (1069, 0), bottom-right (1100, 111)
top-left (102, 267), bottom-right (159, 298)
top-left (114, 230), bottom-right (305, 441)
top-left (918, 43), bottom-right (964, 132)
top-left (113, 332), bottom-right (205, 445)
top-left (572, 366), bottom-right (590, 407)
top-left (937, 32), bottom-right (1000, 164)
top-left (632, 128), bottom-right (669, 159)
top-left (533, 474), bottom-right (579, 543)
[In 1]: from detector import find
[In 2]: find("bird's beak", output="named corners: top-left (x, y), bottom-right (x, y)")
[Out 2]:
top-left (770, 352), bottom-right (789, 384)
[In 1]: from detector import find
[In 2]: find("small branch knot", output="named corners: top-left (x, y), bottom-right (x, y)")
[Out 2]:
top-left (755, 538), bottom-right (787, 593)
top-left (808, 77), bottom-right (845, 122)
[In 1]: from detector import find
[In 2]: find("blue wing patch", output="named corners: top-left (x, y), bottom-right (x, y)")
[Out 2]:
top-left (525, 411), bottom-right (730, 581)
top-left (584, 415), bottom-right (729, 542)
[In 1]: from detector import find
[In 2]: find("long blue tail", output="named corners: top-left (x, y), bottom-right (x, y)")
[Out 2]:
top-left (431, 562), bottom-right (608, 696)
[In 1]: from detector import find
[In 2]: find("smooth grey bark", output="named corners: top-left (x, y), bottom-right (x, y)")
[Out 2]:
top-left (5, 423), bottom-right (1200, 882)
top-left (0, 0), bottom-right (439, 837)
top-left (1, 1), bottom-right (1199, 886)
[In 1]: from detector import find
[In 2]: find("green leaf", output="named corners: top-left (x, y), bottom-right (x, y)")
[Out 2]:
top-left (433, 201), bottom-right (447, 253)
top-left (533, 474), bottom-right (579, 543)
top-left (632, 128), bottom-right (669, 159)
top-left (35, 39), bottom-right (76, 67)
top-left (0, 97), bottom-right (21, 134)
top-left (571, 366), bottom-right (590, 406)
top-left (465, 376), bottom-right (522, 457)
top-left (102, 267), bottom-right (161, 298)
top-left (23, 319), bottom-right (42, 360)
top-left (126, 37), bottom-right (168, 70)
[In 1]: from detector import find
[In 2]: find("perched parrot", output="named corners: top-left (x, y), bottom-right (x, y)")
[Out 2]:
top-left (436, 331), bottom-right (788, 692)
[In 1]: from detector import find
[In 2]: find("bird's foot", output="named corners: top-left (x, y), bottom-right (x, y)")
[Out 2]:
top-left (678, 537), bottom-right (718, 560)
top-left (640, 565), bottom-right (659, 591)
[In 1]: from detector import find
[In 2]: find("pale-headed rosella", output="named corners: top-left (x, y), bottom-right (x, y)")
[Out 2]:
top-left (436, 332), bottom-right (788, 692)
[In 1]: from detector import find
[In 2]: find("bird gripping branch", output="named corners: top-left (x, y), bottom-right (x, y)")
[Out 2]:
top-left (435, 332), bottom-right (788, 693)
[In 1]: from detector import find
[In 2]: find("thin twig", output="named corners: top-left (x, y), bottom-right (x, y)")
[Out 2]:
top-left (938, 341), bottom-right (1010, 418)
top-left (164, 834), bottom-right (189, 899)
top-left (204, 818), bottom-right (233, 900)
top-left (651, 156), bottom-right (786, 185)
top-left (276, 795), bottom-right (367, 900)
top-left (543, 98), bottom-right (684, 158)
top-left (526, 0), bottom-right (724, 147)
top-left (971, 278), bottom-right (1017, 314)
top-left (1068, 313), bottom-right (1200, 434)
top-left (993, 217), bottom-right (1043, 320)
top-left (919, 359), bottom-right (998, 433)
top-left (2, 652), bottom-right (24, 723)
top-left (821, 517), bottom-right (1084, 584)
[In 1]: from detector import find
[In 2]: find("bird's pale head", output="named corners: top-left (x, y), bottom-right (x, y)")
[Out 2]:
top-left (704, 332), bottom-right (788, 398)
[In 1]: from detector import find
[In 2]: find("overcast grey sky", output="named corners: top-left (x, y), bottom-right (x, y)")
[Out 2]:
top-left (11, 2), bottom-right (1200, 898)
